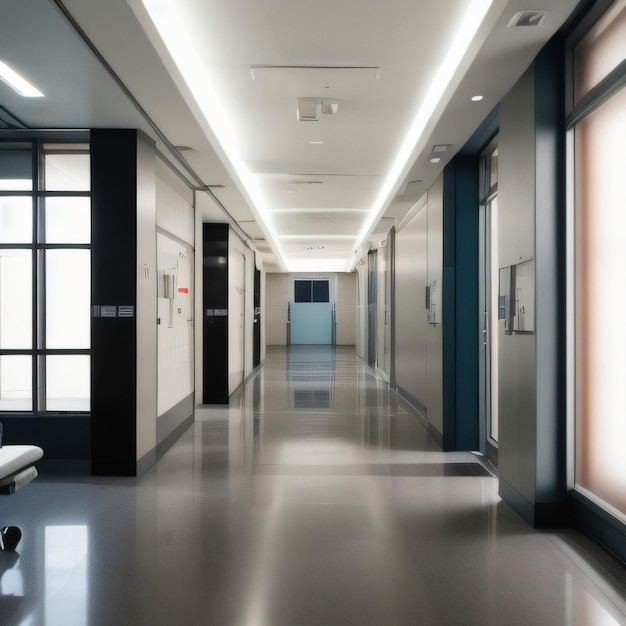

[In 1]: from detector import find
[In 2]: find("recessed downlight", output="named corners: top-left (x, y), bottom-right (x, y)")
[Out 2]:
top-left (309, 141), bottom-right (324, 145)
top-left (471, 95), bottom-right (484, 102)
top-left (0, 60), bottom-right (44, 97)
top-left (430, 157), bottom-right (441, 164)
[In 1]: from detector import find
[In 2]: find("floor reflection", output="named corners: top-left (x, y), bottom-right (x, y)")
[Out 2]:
top-left (0, 346), bottom-right (625, 624)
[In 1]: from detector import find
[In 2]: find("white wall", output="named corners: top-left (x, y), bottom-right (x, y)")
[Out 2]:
top-left (355, 262), bottom-right (367, 359)
top-left (376, 242), bottom-right (389, 380)
top-left (156, 233), bottom-right (193, 414)
top-left (426, 177), bottom-right (443, 436)
top-left (335, 272), bottom-right (357, 345)
top-left (395, 193), bottom-right (429, 411)
top-left (155, 159), bottom-right (194, 418)
top-left (228, 230), bottom-right (255, 393)
top-left (391, 184), bottom-right (443, 434)
top-left (136, 134), bottom-right (158, 463)
top-left (265, 273), bottom-right (289, 345)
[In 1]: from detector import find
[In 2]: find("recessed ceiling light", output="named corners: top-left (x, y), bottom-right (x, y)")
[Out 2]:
top-left (309, 141), bottom-right (324, 145)
top-left (430, 157), bottom-right (441, 164)
top-left (0, 60), bottom-right (44, 97)
top-left (471, 95), bottom-right (484, 102)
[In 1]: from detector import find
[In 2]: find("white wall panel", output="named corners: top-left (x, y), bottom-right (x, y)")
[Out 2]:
top-left (157, 233), bottom-right (193, 416)
top-left (395, 198), bottom-right (428, 408)
top-left (265, 273), bottom-right (289, 345)
top-left (427, 177), bottom-right (444, 435)
top-left (497, 66), bottom-right (537, 504)
top-left (156, 158), bottom-right (194, 245)
top-left (336, 272), bottom-right (357, 345)
top-left (156, 164), bottom-right (194, 418)
top-left (136, 135), bottom-right (157, 461)
top-left (228, 246), bottom-right (246, 394)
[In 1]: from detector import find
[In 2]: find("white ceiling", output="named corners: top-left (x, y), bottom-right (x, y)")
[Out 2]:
top-left (1, 0), bottom-right (582, 271)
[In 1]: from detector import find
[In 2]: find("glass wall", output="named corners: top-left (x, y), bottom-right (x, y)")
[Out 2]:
top-left (0, 141), bottom-right (91, 413)
top-left (573, 0), bottom-right (626, 519)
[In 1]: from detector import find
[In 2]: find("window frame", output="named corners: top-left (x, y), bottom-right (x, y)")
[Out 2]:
top-left (0, 137), bottom-right (91, 416)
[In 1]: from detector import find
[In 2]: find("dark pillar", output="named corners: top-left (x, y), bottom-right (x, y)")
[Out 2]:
top-left (442, 156), bottom-right (480, 451)
top-left (91, 129), bottom-right (156, 475)
top-left (202, 224), bottom-right (229, 403)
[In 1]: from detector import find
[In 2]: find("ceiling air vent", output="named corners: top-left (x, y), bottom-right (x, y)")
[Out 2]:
top-left (507, 11), bottom-right (549, 27)
top-left (297, 98), bottom-right (318, 121)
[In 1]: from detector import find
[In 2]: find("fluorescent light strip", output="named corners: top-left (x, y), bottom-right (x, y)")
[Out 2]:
top-left (279, 235), bottom-right (356, 240)
top-left (271, 208), bottom-right (368, 213)
top-left (347, 0), bottom-right (496, 270)
top-left (0, 60), bottom-right (44, 97)
top-left (141, 0), bottom-right (289, 269)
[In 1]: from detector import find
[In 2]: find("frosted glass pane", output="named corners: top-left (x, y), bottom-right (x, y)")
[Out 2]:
top-left (0, 355), bottom-right (32, 411)
top-left (45, 153), bottom-right (90, 191)
top-left (46, 250), bottom-right (91, 349)
top-left (0, 196), bottom-right (31, 243)
top-left (575, 86), bottom-right (626, 516)
top-left (0, 250), bottom-right (32, 349)
top-left (46, 355), bottom-right (90, 411)
top-left (574, 0), bottom-right (626, 103)
top-left (45, 197), bottom-right (91, 243)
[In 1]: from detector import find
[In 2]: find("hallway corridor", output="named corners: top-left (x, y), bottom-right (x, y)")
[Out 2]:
top-left (2, 346), bottom-right (626, 625)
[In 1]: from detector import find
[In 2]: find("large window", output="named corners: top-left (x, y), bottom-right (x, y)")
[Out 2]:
top-left (572, 0), bottom-right (626, 518)
top-left (0, 141), bottom-right (91, 413)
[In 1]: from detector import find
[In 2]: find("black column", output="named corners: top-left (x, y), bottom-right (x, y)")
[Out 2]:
top-left (253, 267), bottom-right (261, 367)
top-left (90, 129), bottom-right (138, 475)
top-left (202, 224), bottom-right (229, 403)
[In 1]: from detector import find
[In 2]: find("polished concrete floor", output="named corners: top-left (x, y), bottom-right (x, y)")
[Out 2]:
top-left (2, 346), bottom-right (626, 625)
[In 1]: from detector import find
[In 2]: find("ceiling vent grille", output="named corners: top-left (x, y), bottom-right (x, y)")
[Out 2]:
top-left (507, 11), bottom-right (549, 27)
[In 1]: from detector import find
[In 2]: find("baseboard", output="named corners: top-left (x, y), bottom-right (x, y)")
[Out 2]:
top-left (136, 447), bottom-right (157, 477)
top-left (427, 423), bottom-right (444, 449)
top-left (500, 478), bottom-right (569, 528)
top-left (157, 393), bottom-right (194, 446)
top-left (394, 386), bottom-right (428, 426)
top-left (156, 413), bottom-right (194, 460)
top-left (570, 491), bottom-right (626, 564)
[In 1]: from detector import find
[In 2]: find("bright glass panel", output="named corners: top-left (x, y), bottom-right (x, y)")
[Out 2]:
top-left (46, 355), bottom-right (90, 411)
top-left (0, 355), bottom-right (32, 411)
top-left (44, 152), bottom-right (90, 191)
top-left (45, 197), bottom-right (91, 243)
top-left (46, 250), bottom-right (91, 349)
top-left (575, 86), bottom-right (626, 516)
top-left (0, 249), bottom-right (32, 349)
top-left (0, 196), bottom-right (31, 243)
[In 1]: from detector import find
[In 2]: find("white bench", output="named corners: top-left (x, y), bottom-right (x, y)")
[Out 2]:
top-left (0, 445), bottom-right (44, 551)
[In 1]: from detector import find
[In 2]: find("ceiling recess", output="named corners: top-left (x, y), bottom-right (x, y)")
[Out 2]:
top-left (507, 11), bottom-right (549, 27)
